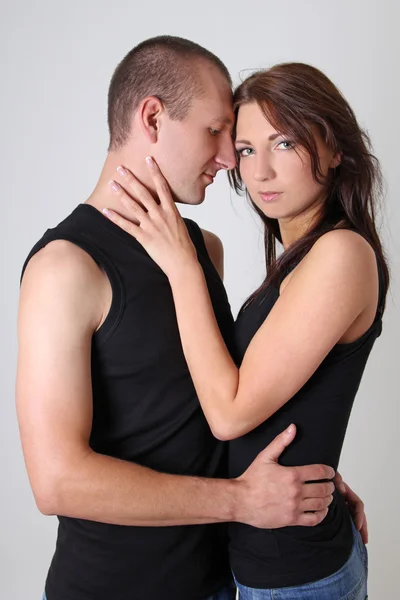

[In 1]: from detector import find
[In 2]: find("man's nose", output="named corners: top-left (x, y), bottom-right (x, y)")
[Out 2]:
top-left (215, 136), bottom-right (237, 170)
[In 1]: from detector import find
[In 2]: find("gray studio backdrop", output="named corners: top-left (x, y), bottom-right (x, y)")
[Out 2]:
top-left (1, 0), bottom-right (398, 597)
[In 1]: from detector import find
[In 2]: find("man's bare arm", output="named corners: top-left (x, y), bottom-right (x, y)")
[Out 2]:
top-left (16, 240), bottom-right (334, 528)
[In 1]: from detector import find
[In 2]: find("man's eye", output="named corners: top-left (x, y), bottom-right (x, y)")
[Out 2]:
top-left (209, 128), bottom-right (221, 136)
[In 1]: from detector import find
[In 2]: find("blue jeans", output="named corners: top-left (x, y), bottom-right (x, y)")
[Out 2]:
top-left (234, 522), bottom-right (368, 599)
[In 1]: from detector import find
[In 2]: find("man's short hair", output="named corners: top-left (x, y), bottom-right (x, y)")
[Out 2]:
top-left (107, 35), bottom-right (232, 150)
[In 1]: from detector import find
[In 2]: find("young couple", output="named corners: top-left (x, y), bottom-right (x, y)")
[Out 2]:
top-left (18, 36), bottom-right (387, 600)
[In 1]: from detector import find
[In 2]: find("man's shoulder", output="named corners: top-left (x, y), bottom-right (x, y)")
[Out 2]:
top-left (21, 203), bottom-right (107, 283)
top-left (200, 228), bottom-right (223, 252)
top-left (21, 240), bottom-right (107, 318)
top-left (24, 238), bottom-right (102, 283)
top-left (200, 228), bottom-right (224, 280)
top-left (182, 219), bottom-right (224, 279)
top-left (20, 239), bottom-right (109, 334)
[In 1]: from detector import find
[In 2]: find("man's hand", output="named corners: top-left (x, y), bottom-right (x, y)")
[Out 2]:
top-left (335, 472), bottom-right (368, 543)
top-left (234, 425), bottom-right (335, 528)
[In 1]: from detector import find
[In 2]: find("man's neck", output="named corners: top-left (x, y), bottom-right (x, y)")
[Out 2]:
top-left (86, 148), bottom-right (156, 220)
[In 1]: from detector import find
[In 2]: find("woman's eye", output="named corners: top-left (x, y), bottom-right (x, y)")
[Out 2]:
top-left (237, 148), bottom-right (253, 157)
top-left (209, 128), bottom-right (221, 136)
top-left (276, 140), bottom-right (294, 150)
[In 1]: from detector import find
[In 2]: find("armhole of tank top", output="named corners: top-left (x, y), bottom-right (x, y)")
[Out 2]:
top-left (21, 232), bottom-right (125, 347)
top-left (184, 219), bottom-right (207, 253)
top-left (343, 228), bottom-right (384, 323)
top-left (184, 218), bottom-right (224, 283)
top-left (375, 254), bottom-right (385, 322)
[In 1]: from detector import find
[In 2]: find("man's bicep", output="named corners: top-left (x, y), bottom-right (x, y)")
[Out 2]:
top-left (16, 246), bottom-right (98, 511)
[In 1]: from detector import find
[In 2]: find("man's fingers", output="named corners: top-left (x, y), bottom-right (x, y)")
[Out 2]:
top-left (302, 481), bottom-right (335, 499)
top-left (301, 495), bottom-right (333, 513)
top-left (296, 463), bottom-right (335, 483)
top-left (296, 508), bottom-right (329, 527)
top-left (259, 425), bottom-right (296, 463)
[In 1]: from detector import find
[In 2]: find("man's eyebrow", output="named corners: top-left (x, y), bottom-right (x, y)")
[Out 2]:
top-left (211, 117), bottom-right (234, 126)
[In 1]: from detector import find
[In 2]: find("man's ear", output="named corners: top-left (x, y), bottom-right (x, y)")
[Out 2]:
top-left (138, 96), bottom-right (164, 143)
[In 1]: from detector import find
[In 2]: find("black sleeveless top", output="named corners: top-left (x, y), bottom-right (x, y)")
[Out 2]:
top-left (21, 204), bottom-right (236, 600)
top-left (229, 251), bottom-right (383, 589)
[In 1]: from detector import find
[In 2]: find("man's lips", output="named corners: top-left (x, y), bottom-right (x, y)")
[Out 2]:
top-left (203, 173), bottom-right (215, 184)
top-left (259, 192), bottom-right (282, 203)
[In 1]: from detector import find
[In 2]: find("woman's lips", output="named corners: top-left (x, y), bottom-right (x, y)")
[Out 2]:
top-left (259, 192), bottom-right (282, 203)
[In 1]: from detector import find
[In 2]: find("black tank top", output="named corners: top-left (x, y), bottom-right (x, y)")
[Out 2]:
top-left (229, 250), bottom-right (383, 589)
top-left (21, 204), bottom-right (235, 600)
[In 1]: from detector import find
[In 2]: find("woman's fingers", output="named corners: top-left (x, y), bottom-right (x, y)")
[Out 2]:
top-left (145, 156), bottom-right (176, 211)
top-left (102, 205), bottom-right (143, 242)
top-left (342, 482), bottom-right (368, 543)
top-left (105, 181), bottom-right (148, 244)
top-left (108, 180), bottom-right (149, 226)
top-left (111, 159), bottom-right (175, 218)
top-left (114, 166), bottom-right (160, 215)
top-left (359, 515), bottom-right (369, 545)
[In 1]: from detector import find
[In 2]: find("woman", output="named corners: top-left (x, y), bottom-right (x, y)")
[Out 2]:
top-left (103, 63), bottom-right (388, 599)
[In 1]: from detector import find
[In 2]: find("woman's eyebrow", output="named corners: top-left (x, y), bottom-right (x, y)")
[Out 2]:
top-left (235, 133), bottom-right (282, 144)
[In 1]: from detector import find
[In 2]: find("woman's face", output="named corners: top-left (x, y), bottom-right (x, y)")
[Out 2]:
top-left (235, 102), bottom-right (339, 223)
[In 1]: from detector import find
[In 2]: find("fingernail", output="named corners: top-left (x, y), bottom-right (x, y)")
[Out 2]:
top-left (109, 180), bottom-right (119, 192)
top-left (145, 156), bottom-right (154, 168)
top-left (103, 208), bottom-right (112, 217)
top-left (287, 424), bottom-right (294, 434)
top-left (117, 166), bottom-right (127, 177)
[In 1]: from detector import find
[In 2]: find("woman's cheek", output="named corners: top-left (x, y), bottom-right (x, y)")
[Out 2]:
top-left (239, 161), bottom-right (252, 188)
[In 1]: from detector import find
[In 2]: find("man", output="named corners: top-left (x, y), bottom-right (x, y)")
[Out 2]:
top-left (16, 36), bottom-right (363, 600)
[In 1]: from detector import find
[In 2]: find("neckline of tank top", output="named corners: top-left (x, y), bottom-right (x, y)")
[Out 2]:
top-left (75, 203), bottom-right (153, 251)
top-left (77, 204), bottom-right (226, 289)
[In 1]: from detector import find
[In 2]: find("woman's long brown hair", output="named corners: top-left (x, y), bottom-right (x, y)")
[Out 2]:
top-left (229, 63), bottom-right (389, 312)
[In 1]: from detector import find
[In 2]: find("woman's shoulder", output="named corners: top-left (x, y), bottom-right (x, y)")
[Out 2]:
top-left (309, 229), bottom-right (376, 270)
top-left (284, 229), bottom-right (378, 296)
top-left (314, 227), bottom-right (372, 250)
